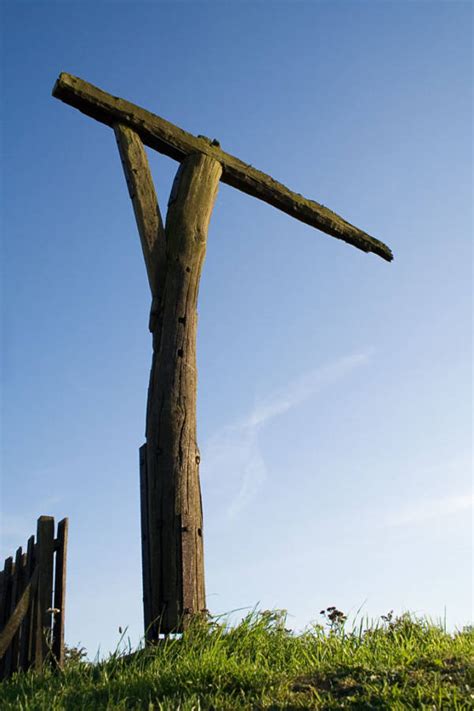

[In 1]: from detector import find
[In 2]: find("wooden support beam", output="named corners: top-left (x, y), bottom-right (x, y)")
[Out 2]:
top-left (52, 72), bottom-right (393, 262)
top-left (114, 124), bottom-right (166, 297)
top-left (145, 153), bottom-right (222, 636)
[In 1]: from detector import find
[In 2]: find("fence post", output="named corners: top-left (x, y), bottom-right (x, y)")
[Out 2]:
top-left (52, 518), bottom-right (68, 668)
top-left (35, 516), bottom-right (55, 669)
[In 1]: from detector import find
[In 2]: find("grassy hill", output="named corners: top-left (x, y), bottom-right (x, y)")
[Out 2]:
top-left (1, 609), bottom-right (472, 709)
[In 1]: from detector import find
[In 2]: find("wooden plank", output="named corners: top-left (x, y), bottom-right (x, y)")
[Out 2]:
top-left (0, 560), bottom-right (10, 630)
top-left (52, 73), bottom-right (393, 262)
top-left (139, 444), bottom-right (152, 637)
top-left (19, 536), bottom-right (35, 671)
top-left (35, 517), bottom-right (55, 669)
top-left (114, 124), bottom-right (166, 298)
top-left (0, 557), bottom-right (13, 680)
top-left (13, 552), bottom-right (27, 672)
top-left (0, 557), bottom-right (13, 629)
top-left (0, 570), bottom-right (4, 640)
top-left (145, 154), bottom-right (221, 637)
top-left (52, 518), bottom-right (68, 668)
top-left (30, 556), bottom-right (40, 671)
top-left (6, 547), bottom-right (23, 675)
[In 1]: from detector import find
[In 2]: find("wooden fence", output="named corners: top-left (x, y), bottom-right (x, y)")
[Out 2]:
top-left (0, 516), bottom-right (68, 680)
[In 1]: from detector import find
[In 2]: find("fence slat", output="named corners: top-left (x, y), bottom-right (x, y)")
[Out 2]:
top-left (0, 557), bottom-right (13, 680)
top-left (6, 547), bottom-right (23, 675)
top-left (19, 536), bottom-right (35, 671)
top-left (35, 517), bottom-right (55, 669)
top-left (0, 571), bottom-right (5, 607)
top-left (52, 518), bottom-right (68, 668)
top-left (0, 557), bottom-right (13, 630)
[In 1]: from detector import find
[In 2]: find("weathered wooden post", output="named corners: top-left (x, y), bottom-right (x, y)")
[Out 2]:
top-left (52, 73), bottom-right (393, 641)
top-left (113, 127), bottom-right (222, 635)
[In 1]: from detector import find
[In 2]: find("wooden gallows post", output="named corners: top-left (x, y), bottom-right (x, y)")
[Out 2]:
top-left (53, 73), bottom-right (393, 641)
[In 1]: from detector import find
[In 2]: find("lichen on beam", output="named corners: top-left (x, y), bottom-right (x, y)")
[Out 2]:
top-left (53, 72), bottom-right (393, 262)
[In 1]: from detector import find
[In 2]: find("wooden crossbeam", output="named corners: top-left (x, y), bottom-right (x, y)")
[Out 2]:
top-left (52, 73), bottom-right (393, 262)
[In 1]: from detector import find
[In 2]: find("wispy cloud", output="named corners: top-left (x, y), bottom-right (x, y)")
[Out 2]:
top-left (203, 351), bottom-right (371, 519)
top-left (244, 351), bottom-right (371, 429)
top-left (385, 492), bottom-right (472, 527)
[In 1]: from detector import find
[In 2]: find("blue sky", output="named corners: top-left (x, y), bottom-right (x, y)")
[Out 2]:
top-left (1, 0), bottom-right (472, 657)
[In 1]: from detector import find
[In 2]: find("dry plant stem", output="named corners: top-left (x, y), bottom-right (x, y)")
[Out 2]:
top-left (145, 153), bottom-right (222, 637)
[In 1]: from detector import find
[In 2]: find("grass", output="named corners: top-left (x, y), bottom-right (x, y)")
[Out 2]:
top-left (1, 609), bottom-right (473, 709)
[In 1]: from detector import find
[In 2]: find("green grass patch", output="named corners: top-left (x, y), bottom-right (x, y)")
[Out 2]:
top-left (1, 609), bottom-right (473, 709)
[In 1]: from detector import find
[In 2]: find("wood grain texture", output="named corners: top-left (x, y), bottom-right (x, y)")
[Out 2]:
top-left (52, 518), bottom-right (68, 668)
top-left (36, 517), bottom-right (54, 668)
top-left (114, 124), bottom-right (166, 297)
top-left (145, 153), bottom-right (222, 636)
top-left (6, 547), bottom-right (23, 674)
top-left (139, 444), bottom-right (152, 634)
top-left (52, 72), bottom-right (393, 262)
top-left (0, 557), bottom-right (13, 679)
top-left (0, 566), bottom-right (38, 662)
top-left (19, 535), bottom-right (35, 670)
